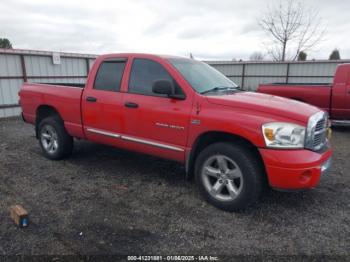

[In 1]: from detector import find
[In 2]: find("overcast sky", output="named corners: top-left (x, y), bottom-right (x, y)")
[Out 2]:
top-left (1, 0), bottom-right (349, 60)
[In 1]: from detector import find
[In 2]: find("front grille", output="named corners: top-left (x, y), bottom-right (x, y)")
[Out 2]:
top-left (313, 118), bottom-right (327, 150)
top-left (315, 118), bottom-right (325, 132)
top-left (306, 112), bottom-right (328, 151)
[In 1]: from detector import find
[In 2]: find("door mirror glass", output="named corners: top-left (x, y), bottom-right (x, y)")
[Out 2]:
top-left (152, 80), bottom-right (185, 100)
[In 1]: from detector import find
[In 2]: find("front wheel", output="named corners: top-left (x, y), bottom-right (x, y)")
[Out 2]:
top-left (38, 116), bottom-right (73, 160)
top-left (195, 142), bottom-right (265, 211)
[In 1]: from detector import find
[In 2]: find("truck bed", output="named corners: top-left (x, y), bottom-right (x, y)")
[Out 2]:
top-left (258, 83), bottom-right (332, 113)
top-left (19, 83), bottom-right (85, 138)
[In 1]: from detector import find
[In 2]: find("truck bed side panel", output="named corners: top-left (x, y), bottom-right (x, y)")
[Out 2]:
top-left (20, 83), bottom-right (85, 138)
top-left (330, 64), bottom-right (350, 120)
top-left (258, 84), bottom-right (332, 113)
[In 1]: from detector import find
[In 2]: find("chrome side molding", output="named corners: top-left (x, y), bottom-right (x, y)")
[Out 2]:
top-left (122, 135), bottom-right (184, 152)
top-left (86, 128), bottom-right (121, 138)
top-left (86, 127), bottom-right (184, 152)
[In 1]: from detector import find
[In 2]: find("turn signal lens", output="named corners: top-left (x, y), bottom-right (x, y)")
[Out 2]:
top-left (264, 128), bottom-right (275, 141)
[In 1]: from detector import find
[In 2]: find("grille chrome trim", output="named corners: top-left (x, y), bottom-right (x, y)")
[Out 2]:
top-left (305, 111), bottom-right (328, 151)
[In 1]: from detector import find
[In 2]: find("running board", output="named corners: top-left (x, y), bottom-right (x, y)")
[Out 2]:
top-left (331, 120), bottom-right (350, 127)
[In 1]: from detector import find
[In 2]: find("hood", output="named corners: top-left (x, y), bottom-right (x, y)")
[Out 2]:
top-left (206, 92), bottom-right (320, 123)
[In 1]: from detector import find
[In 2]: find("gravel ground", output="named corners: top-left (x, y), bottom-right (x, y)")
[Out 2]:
top-left (0, 118), bottom-right (349, 258)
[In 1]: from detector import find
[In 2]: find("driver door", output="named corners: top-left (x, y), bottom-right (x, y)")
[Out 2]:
top-left (121, 57), bottom-right (192, 162)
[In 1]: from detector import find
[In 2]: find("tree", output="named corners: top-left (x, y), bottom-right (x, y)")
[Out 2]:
top-left (329, 49), bottom-right (340, 60)
top-left (249, 51), bottom-right (265, 61)
top-left (0, 38), bottom-right (13, 49)
top-left (259, 0), bottom-right (325, 61)
top-left (297, 51), bottom-right (307, 61)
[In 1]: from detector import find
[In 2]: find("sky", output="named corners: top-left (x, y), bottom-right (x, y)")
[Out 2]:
top-left (0, 0), bottom-right (349, 60)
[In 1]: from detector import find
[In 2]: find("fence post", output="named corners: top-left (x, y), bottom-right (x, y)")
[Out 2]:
top-left (20, 55), bottom-right (27, 82)
top-left (241, 63), bottom-right (246, 90)
top-left (85, 58), bottom-right (90, 76)
top-left (286, 62), bottom-right (290, 84)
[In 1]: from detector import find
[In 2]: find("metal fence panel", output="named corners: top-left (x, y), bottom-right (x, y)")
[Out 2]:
top-left (214, 64), bottom-right (243, 76)
top-left (0, 49), bottom-right (97, 118)
top-left (0, 54), bottom-right (22, 77)
top-left (288, 62), bottom-right (338, 77)
top-left (0, 79), bottom-right (23, 104)
top-left (25, 56), bottom-right (87, 77)
top-left (1, 48), bottom-right (349, 118)
top-left (245, 63), bottom-right (287, 76)
top-left (208, 60), bottom-right (350, 90)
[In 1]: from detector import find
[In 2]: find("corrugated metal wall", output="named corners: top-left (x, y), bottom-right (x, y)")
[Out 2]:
top-left (0, 48), bottom-right (349, 118)
top-left (207, 60), bottom-right (347, 91)
top-left (0, 48), bottom-right (96, 118)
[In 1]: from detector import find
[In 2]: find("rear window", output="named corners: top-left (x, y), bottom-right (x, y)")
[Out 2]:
top-left (94, 59), bottom-right (127, 92)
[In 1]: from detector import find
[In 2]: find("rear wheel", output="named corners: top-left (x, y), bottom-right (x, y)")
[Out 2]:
top-left (195, 142), bottom-right (264, 211)
top-left (38, 116), bottom-right (73, 160)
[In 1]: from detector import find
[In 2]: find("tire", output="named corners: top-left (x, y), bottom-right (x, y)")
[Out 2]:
top-left (38, 116), bottom-right (73, 160)
top-left (195, 142), bottom-right (265, 211)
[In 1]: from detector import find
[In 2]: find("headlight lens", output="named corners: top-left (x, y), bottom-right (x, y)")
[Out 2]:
top-left (262, 122), bottom-right (306, 148)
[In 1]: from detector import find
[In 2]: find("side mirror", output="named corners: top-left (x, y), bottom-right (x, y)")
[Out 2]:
top-left (152, 80), bottom-right (185, 100)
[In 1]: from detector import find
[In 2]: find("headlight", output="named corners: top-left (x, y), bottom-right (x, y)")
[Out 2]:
top-left (262, 122), bottom-right (305, 148)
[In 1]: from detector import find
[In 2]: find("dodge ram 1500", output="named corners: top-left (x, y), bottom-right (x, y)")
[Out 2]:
top-left (19, 53), bottom-right (333, 211)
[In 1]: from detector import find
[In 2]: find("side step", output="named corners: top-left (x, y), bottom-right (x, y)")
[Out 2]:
top-left (331, 120), bottom-right (350, 127)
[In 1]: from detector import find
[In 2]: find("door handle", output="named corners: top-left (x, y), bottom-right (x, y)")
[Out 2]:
top-left (86, 96), bottom-right (97, 102)
top-left (124, 102), bottom-right (139, 108)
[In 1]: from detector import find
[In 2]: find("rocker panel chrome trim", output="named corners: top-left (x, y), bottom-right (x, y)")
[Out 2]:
top-left (86, 128), bottom-right (121, 138)
top-left (122, 135), bottom-right (184, 152)
top-left (86, 127), bottom-right (184, 152)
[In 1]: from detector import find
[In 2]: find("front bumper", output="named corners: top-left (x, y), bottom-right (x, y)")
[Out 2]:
top-left (259, 147), bottom-right (333, 190)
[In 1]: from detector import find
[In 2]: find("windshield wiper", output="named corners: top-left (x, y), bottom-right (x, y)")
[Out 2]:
top-left (201, 86), bottom-right (238, 94)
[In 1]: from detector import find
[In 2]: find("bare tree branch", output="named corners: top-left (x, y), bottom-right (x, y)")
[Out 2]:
top-left (259, 0), bottom-right (326, 61)
top-left (249, 51), bottom-right (265, 61)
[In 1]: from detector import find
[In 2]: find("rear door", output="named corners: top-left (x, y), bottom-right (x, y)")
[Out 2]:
top-left (82, 58), bottom-right (127, 146)
top-left (121, 57), bottom-right (192, 162)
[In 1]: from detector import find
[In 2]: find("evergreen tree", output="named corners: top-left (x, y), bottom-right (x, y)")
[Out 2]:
top-left (329, 49), bottom-right (341, 60)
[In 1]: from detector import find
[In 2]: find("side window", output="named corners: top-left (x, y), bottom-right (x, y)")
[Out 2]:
top-left (128, 58), bottom-right (184, 97)
top-left (94, 60), bottom-right (126, 92)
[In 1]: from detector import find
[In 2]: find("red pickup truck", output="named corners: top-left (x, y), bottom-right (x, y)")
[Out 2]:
top-left (258, 64), bottom-right (350, 126)
top-left (19, 53), bottom-right (332, 211)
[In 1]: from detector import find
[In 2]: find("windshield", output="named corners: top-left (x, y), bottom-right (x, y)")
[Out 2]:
top-left (168, 58), bottom-right (238, 94)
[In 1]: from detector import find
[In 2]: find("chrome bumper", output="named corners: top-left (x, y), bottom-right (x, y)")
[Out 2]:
top-left (321, 157), bottom-right (332, 175)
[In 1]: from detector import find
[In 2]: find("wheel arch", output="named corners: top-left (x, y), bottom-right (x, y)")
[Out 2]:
top-left (186, 131), bottom-right (265, 180)
top-left (35, 105), bottom-right (63, 138)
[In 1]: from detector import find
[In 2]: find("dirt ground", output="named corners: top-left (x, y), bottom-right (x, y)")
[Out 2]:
top-left (0, 118), bottom-right (349, 258)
